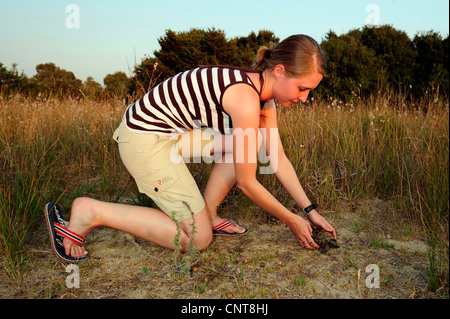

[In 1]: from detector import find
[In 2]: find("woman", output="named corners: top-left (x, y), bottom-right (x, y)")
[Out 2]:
top-left (45, 34), bottom-right (336, 263)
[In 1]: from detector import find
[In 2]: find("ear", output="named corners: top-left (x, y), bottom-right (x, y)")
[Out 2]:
top-left (273, 64), bottom-right (286, 79)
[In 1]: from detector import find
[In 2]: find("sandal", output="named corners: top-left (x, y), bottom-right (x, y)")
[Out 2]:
top-left (212, 220), bottom-right (248, 237)
top-left (44, 202), bottom-right (90, 263)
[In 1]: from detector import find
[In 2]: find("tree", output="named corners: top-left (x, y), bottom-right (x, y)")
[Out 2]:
top-left (31, 63), bottom-right (82, 97)
top-left (413, 31), bottom-right (449, 96)
top-left (82, 76), bottom-right (102, 99)
top-left (319, 29), bottom-right (385, 100)
top-left (4, 26), bottom-right (447, 101)
top-left (232, 30), bottom-right (279, 67)
top-left (0, 62), bottom-right (27, 94)
top-left (103, 71), bottom-right (131, 98)
top-left (131, 28), bottom-right (279, 95)
top-left (360, 25), bottom-right (417, 90)
top-left (318, 25), bottom-right (448, 100)
top-left (153, 28), bottom-right (235, 79)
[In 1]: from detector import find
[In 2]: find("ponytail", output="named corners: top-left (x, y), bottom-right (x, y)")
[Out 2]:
top-left (253, 42), bottom-right (275, 71)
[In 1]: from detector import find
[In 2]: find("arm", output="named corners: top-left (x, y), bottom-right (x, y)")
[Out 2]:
top-left (223, 86), bottom-right (319, 249)
top-left (260, 100), bottom-right (337, 239)
top-left (274, 154), bottom-right (336, 238)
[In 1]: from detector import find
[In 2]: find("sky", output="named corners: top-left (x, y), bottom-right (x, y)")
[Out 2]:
top-left (1, 0), bottom-right (448, 84)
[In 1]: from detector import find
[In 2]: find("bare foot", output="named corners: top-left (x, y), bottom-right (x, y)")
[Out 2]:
top-left (63, 198), bottom-right (97, 258)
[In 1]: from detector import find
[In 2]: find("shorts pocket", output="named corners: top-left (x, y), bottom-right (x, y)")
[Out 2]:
top-left (136, 165), bottom-right (180, 197)
top-left (113, 122), bottom-right (131, 144)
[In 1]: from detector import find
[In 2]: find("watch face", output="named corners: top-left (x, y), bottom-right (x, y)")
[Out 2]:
top-left (303, 204), bottom-right (316, 214)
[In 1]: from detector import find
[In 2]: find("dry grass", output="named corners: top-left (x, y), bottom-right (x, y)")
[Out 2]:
top-left (0, 92), bottom-right (448, 298)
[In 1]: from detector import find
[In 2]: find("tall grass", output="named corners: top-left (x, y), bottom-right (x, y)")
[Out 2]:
top-left (0, 94), bottom-right (126, 283)
top-left (271, 94), bottom-right (449, 292)
top-left (0, 92), bottom-right (448, 292)
top-left (276, 94), bottom-right (449, 217)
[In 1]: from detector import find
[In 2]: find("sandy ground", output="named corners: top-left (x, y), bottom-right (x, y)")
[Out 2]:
top-left (0, 198), bottom-right (440, 300)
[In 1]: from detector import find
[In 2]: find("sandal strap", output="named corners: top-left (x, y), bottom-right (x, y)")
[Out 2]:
top-left (212, 220), bottom-right (233, 231)
top-left (54, 223), bottom-right (86, 246)
top-left (53, 205), bottom-right (68, 228)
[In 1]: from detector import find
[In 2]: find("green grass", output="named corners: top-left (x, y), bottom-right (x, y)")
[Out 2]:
top-left (370, 239), bottom-right (395, 249)
top-left (0, 92), bottom-right (448, 293)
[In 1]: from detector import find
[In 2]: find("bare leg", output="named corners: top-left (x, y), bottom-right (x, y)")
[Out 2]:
top-left (63, 197), bottom-right (212, 258)
top-left (201, 132), bottom-right (261, 234)
top-left (203, 156), bottom-right (246, 234)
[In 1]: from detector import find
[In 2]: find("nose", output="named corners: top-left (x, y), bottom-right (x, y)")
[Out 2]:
top-left (299, 92), bottom-right (310, 103)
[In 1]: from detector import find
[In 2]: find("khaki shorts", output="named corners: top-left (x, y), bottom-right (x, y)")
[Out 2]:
top-left (113, 120), bottom-right (214, 222)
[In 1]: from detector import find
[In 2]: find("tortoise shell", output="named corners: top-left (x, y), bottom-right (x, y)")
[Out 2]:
top-left (312, 228), bottom-right (339, 253)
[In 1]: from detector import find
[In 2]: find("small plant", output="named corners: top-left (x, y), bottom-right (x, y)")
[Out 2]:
top-left (170, 211), bottom-right (183, 269)
top-left (170, 211), bottom-right (200, 275)
top-left (259, 287), bottom-right (269, 297)
top-left (370, 239), bottom-right (395, 249)
top-left (294, 274), bottom-right (308, 287)
top-left (194, 279), bottom-right (208, 294)
top-left (229, 252), bottom-right (239, 264)
top-left (344, 257), bottom-right (356, 269)
top-left (238, 264), bottom-right (245, 281)
top-left (351, 220), bottom-right (369, 232)
top-left (389, 223), bottom-right (412, 240)
top-left (141, 266), bottom-right (150, 275)
top-left (381, 274), bottom-right (392, 286)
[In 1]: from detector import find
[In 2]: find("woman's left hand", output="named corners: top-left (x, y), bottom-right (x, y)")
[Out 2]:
top-left (306, 210), bottom-right (337, 239)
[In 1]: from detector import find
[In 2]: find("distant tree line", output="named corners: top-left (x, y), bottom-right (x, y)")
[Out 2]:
top-left (319, 25), bottom-right (448, 100)
top-left (0, 62), bottom-right (131, 99)
top-left (1, 26), bottom-right (448, 101)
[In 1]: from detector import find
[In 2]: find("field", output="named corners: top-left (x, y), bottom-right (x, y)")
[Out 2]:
top-left (0, 93), bottom-right (448, 299)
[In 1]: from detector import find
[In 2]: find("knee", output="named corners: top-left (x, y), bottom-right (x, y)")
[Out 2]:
top-left (195, 231), bottom-right (213, 252)
top-left (180, 208), bottom-right (213, 252)
top-left (182, 230), bottom-right (212, 252)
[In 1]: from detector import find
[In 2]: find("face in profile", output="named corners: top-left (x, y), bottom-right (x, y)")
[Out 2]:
top-left (273, 67), bottom-right (323, 107)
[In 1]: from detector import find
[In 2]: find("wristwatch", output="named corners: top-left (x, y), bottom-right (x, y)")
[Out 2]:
top-left (303, 204), bottom-right (316, 215)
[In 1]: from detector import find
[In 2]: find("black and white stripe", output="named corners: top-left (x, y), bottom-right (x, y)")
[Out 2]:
top-left (125, 66), bottom-right (260, 136)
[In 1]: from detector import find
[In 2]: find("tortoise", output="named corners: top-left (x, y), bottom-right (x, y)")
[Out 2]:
top-left (312, 228), bottom-right (340, 254)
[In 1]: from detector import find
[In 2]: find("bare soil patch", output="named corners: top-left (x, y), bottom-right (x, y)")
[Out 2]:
top-left (0, 198), bottom-right (437, 299)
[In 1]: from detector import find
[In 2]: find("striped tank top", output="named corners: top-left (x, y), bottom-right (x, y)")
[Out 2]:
top-left (124, 65), bottom-right (264, 136)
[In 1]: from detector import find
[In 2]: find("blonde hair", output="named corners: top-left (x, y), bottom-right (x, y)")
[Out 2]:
top-left (253, 34), bottom-right (327, 77)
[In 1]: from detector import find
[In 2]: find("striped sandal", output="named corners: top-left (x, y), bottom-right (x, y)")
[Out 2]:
top-left (212, 220), bottom-right (248, 237)
top-left (44, 202), bottom-right (90, 263)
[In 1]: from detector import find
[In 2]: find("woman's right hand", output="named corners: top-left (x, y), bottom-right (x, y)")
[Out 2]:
top-left (287, 213), bottom-right (320, 250)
